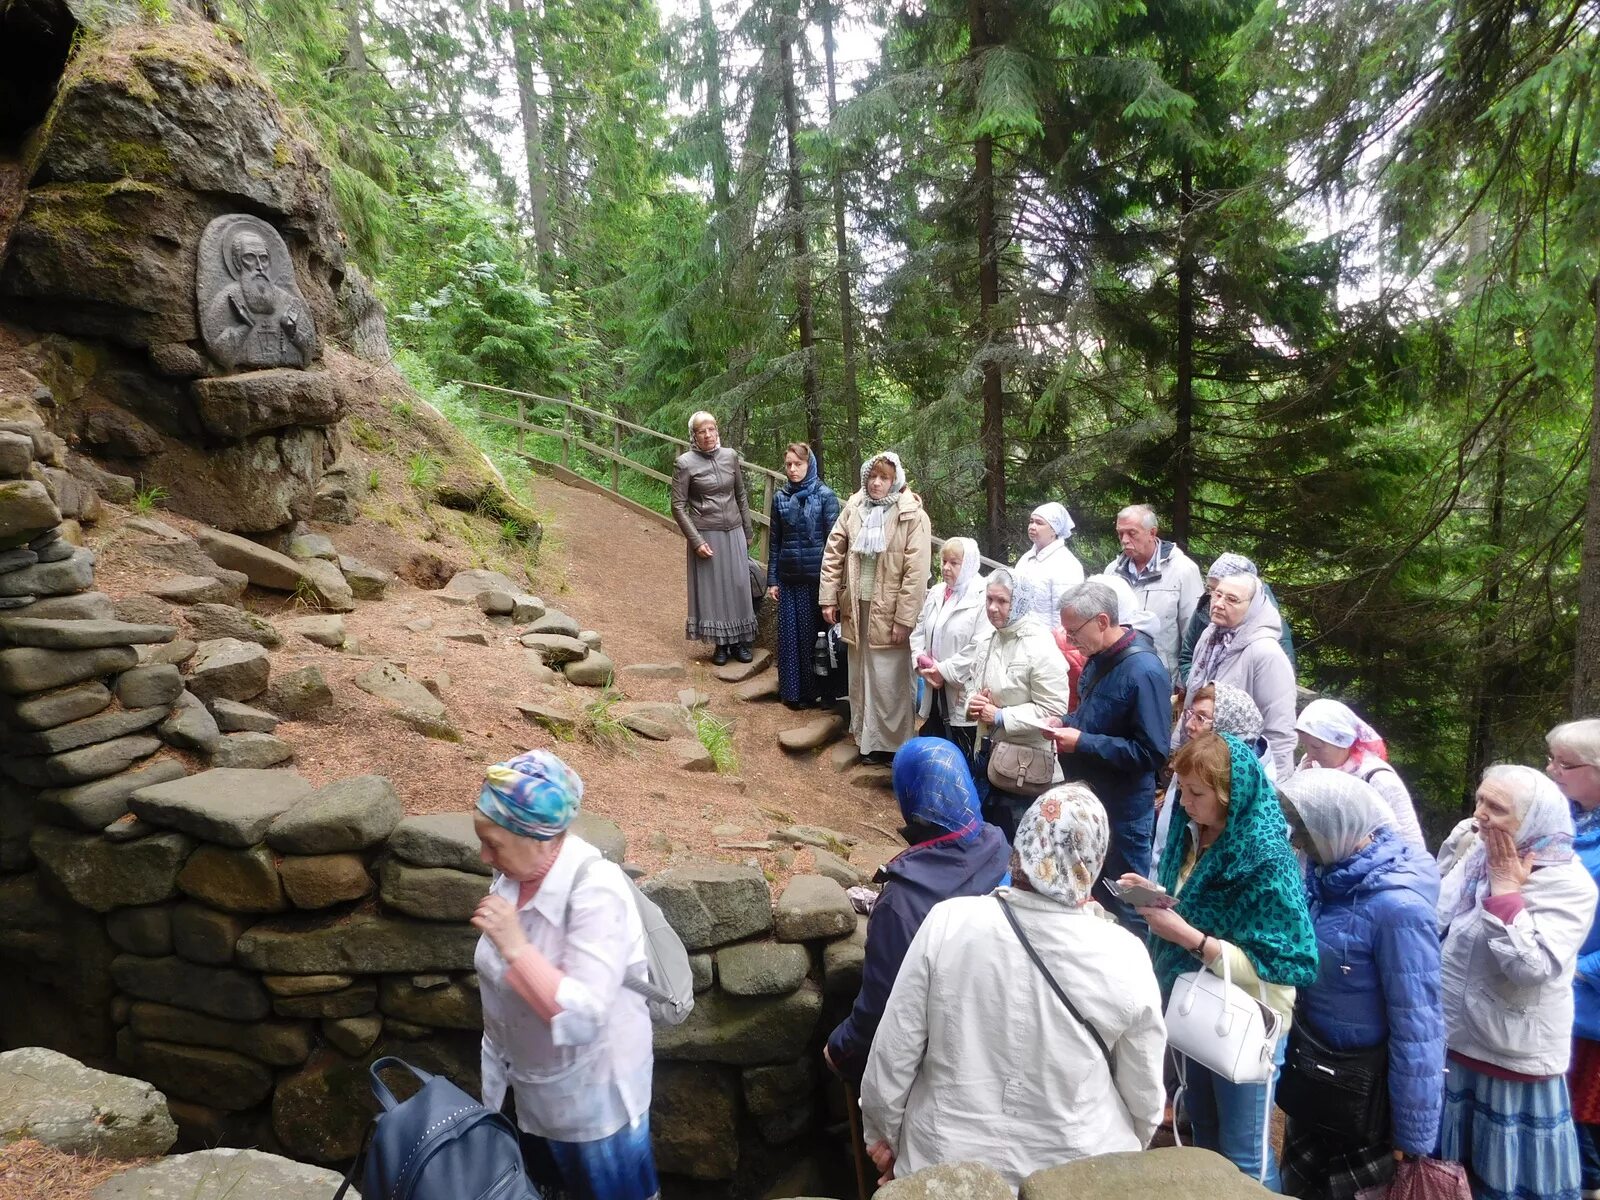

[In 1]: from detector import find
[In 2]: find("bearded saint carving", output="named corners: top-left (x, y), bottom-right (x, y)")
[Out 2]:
top-left (197, 215), bottom-right (316, 371)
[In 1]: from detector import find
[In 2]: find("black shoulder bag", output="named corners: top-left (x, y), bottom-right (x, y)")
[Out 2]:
top-left (996, 895), bottom-right (1114, 1074)
top-left (1275, 1013), bottom-right (1391, 1145)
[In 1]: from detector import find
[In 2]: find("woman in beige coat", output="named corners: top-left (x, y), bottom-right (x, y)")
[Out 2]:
top-left (820, 451), bottom-right (933, 762)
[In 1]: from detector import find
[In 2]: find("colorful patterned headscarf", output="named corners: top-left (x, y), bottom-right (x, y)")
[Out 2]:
top-left (892, 738), bottom-right (982, 843)
top-left (1015, 785), bottom-right (1109, 905)
top-left (477, 750), bottom-right (584, 840)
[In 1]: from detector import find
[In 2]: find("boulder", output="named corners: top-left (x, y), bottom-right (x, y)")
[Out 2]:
top-left (578, 630), bottom-right (602, 649)
top-left (193, 526), bottom-right (305, 591)
top-left (0, 1045), bottom-right (177, 1158)
top-left (111, 955), bottom-right (272, 1021)
top-left (143, 426), bottom-right (328, 536)
top-left (875, 1162), bottom-right (1012, 1200)
top-left (0, 679), bottom-right (111, 731)
top-left (186, 637), bottom-right (270, 703)
top-left (0, 548), bottom-right (95, 597)
top-left (211, 731), bottom-right (295, 769)
top-left (0, 594), bottom-right (114, 625)
top-left (262, 974), bottom-right (355, 997)
top-left (90, 1148), bottom-right (347, 1199)
top-left (132, 768), bottom-right (313, 846)
top-left (353, 660), bottom-right (445, 717)
top-left (613, 701), bottom-right (695, 741)
top-left (322, 1015), bottom-right (383, 1057)
top-left (191, 370), bottom-right (340, 440)
top-left (775, 875), bottom-right (856, 942)
top-left (0, 431), bottom-right (33, 477)
top-left (716, 940), bottom-right (809, 996)
top-left (0, 645), bottom-right (138, 695)
top-left (519, 700), bottom-right (577, 735)
top-left (0, 618), bottom-right (176, 650)
top-left (4, 703), bottom-right (168, 756)
top-left (288, 613), bottom-right (345, 647)
top-left (672, 740), bottom-right (716, 772)
top-left (149, 574), bottom-right (246, 605)
top-left (778, 714), bottom-right (848, 752)
top-left (0, 479), bottom-right (61, 548)
top-left (278, 854), bottom-right (374, 908)
top-left (1017, 1148), bottom-right (1278, 1200)
top-left (176, 843), bottom-right (290, 913)
top-left (128, 1001), bottom-right (312, 1068)
top-left (139, 636), bottom-right (198, 668)
top-left (378, 975), bottom-right (482, 1030)
top-left (441, 627), bottom-right (490, 645)
top-left (115, 1029), bottom-right (273, 1111)
top-left (115, 663), bottom-right (184, 709)
top-left (571, 811), bottom-right (626, 863)
top-left (650, 1062), bottom-right (740, 1180)
top-left (5, 733), bottom-right (162, 788)
top-left (713, 647), bottom-right (773, 683)
top-left (678, 688), bottom-right (710, 709)
top-left (812, 847), bottom-right (869, 888)
top-left (742, 1057), bottom-right (817, 1117)
top-left (106, 905), bottom-right (176, 957)
top-left (520, 632), bottom-right (589, 665)
top-left (341, 558), bottom-right (391, 600)
top-left (264, 664), bottom-right (333, 717)
top-left (653, 981), bottom-right (822, 1065)
top-left (641, 863), bottom-right (773, 951)
top-left (379, 858), bottom-right (490, 921)
top-left (211, 698), bottom-right (280, 733)
top-left (297, 556), bottom-right (356, 612)
top-left (236, 911), bottom-right (480, 974)
top-left (182, 602), bottom-right (283, 648)
top-left (267, 774), bottom-right (403, 853)
top-left (689, 953), bottom-right (714, 992)
top-left (529, 609), bottom-right (581, 638)
top-left (114, 595), bottom-right (181, 627)
top-left (123, 525), bottom-right (244, 586)
top-left (272, 980), bottom-right (378, 1019)
top-left (394, 707), bottom-right (460, 740)
top-left (388, 811), bottom-right (492, 875)
top-left (511, 594), bottom-right (544, 623)
top-left (158, 690), bottom-right (221, 753)
top-left (476, 588), bottom-right (515, 616)
top-left (564, 651), bottom-right (614, 687)
top-left (34, 759), bottom-right (189, 834)
top-left (443, 568), bottom-right (520, 597)
top-left (170, 901), bottom-right (251, 965)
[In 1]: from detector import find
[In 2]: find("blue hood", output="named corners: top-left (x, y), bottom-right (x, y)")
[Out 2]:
top-left (1315, 826), bottom-right (1439, 908)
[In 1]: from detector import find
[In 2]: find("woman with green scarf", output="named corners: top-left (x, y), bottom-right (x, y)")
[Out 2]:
top-left (1119, 730), bottom-right (1318, 1187)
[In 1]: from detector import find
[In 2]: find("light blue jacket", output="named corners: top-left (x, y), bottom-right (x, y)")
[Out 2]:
top-left (1573, 807), bottom-right (1600, 1041)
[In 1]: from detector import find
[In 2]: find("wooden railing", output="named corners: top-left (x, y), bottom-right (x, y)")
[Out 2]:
top-left (454, 380), bottom-right (1007, 572)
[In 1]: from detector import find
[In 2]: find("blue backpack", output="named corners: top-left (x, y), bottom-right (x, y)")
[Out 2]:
top-left (334, 1057), bottom-right (538, 1200)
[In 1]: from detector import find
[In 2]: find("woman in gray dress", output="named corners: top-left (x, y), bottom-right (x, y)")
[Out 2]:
top-left (671, 411), bottom-right (757, 665)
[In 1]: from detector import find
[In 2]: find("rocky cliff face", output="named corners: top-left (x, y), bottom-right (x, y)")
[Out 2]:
top-left (0, 2), bottom-right (397, 536)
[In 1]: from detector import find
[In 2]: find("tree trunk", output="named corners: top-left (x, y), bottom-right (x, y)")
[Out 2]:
top-left (1577, 276), bottom-right (1600, 714)
top-left (506, 0), bottom-right (554, 278)
top-left (822, 2), bottom-right (861, 480)
top-left (700, 0), bottom-right (733, 266)
top-left (342, 0), bottom-right (367, 74)
top-left (1465, 423), bottom-right (1509, 809)
top-left (971, 0), bottom-right (1005, 557)
top-left (1171, 62), bottom-right (1195, 546)
top-left (780, 14), bottom-right (822, 462)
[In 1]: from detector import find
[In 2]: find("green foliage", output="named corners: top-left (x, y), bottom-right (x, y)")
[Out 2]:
top-left (577, 690), bottom-right (636, 752)
top-left (130, 483), bottom-right (167, 515)
top-left (405, 451), bottom-right (440, 491)
top-left (692, 709), bottom-right (739, 775)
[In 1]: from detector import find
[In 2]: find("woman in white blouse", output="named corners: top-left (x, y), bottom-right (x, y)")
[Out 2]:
top-left (471, 750), bottom-right (659, 1200)
top-left (1011, 502), bottom-right (1084, 629)
top-left (911, 536), bottom-right (990, 758)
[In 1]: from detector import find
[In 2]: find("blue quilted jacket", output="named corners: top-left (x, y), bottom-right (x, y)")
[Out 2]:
top-left (1574, 807), bottom-right (1600, 1041)
top-left (1297, 827), bottom-right (1446, 1156)
top-left (766, 456), bottom-right (841, 586)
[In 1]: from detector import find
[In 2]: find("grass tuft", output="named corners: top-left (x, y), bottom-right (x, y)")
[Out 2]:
top-left (692, 710), bottom-right (738, 774)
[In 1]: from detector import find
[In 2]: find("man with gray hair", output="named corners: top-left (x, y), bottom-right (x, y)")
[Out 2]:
top-left (1042, 576), bottom-right (1172, 934)
top-left (1105, 504), bottom-right (1203, 689)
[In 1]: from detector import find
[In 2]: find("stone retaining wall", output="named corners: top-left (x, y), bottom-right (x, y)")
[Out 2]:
top-left (0, 421), bottom-right (863, 1198)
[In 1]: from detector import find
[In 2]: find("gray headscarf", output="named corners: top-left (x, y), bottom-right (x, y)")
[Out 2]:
top-left (985, 568), bottom-right (1039, 632)
top-left (856, 451), bottom-right (907, 555)
top-left (1277, 771), bottom-right (1390, 866)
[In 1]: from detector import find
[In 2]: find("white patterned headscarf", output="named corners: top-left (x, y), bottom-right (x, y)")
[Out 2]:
top-left (942, 536), bottom-right (983, 599)
top-left (985, 568), bottom-right (1039, 633)
top-left (856, 451), bottom-right (906, 555)
top-left (1437, 764), bottom-right (1575, 928)
top-left (1031, 502), bottom-right (1075, 541)
top-left (1015, 784), bottom-right (1109, 906)
top-left (1277, 771), bottom-right (1390, 866)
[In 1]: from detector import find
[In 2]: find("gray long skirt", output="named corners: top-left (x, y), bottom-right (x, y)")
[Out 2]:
top-left (685, 527), bottom-right (758, 644)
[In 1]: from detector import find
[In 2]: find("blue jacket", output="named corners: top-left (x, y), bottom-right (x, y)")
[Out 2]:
top-left (1059, 630), bottom-right (1171, 815)
top-left (1298, 827), bottom-right (1445, 1156)
top-left (1573, 808), bottom-right (1600, 1041)
top-left (766, 457), bottom-right (841, 587)
top-left (826, 824), bottom-right (1011, 1087)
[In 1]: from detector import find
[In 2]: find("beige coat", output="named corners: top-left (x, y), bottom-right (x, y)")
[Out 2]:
top-left (818, 489), bottom-right (932, 650)
top-left (954, 617), bottom-right (1072, 752)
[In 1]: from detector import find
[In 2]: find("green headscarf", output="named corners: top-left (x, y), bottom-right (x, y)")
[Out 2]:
top-left (1151, 733), bottom-right (1319, 996)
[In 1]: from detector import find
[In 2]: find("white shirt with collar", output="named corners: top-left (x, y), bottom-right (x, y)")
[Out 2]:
top-left (1012, 539), bottom-right (1084, 629)
top-left (477, 833), bottom-right (653, 1143)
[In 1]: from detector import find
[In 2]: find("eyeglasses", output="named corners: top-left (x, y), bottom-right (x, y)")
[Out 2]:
top-left (1183, 709), bottom-right (1214, 727)
top-left (1548, 755), bottom-right (1591, 773)
top-left (1062, 614), bottom-right (1101, 642)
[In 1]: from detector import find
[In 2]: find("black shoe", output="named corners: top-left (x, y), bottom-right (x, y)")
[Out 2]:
top-left (712, 645), bottom-right (729, 666)
top-left (783, 700), bottom-right (805, 711)
top-left (734, 644), bottom-right (754, 664)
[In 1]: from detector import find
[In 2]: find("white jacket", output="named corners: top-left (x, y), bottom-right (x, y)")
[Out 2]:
top-left (477, 835), bottom-right (653, 1142)
top-left (1439, 857), bottom-right (1598, 1076)
top-left (909, 582), bottom-right (990, 723)
top-left (1012, 540), bottom-right (1083, 629)
top-left (861, 890), bottom-right (1166, 1190)
top-left (954, 618), bottom-right (1072, 752)
top-left (1105, 542), bottom-right (1203, 685)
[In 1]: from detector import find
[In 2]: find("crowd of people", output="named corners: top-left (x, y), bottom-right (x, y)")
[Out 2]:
top-left (467, 433), bottom-right (1599, 1200)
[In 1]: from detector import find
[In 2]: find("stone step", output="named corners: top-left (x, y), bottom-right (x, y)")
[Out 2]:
top-left (777, 714), bottom-right (846, 754)
top-left (712, 647), bottom-right (772, 684)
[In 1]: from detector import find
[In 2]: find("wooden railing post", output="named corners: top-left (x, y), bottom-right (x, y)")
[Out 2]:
top-left (611, 420), bottom-right (621, 494)
top-left (516, 395), bottom-right (525, 456)
top-left (561, 408), bottom-right (571, 469)
top-left (760, 476), bottom-right (775, 563)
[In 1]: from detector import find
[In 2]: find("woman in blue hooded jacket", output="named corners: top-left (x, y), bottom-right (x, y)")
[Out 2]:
top-left (1547, 718), bottom-right (1600, 1200)
top-left (824, 737), bottom-right (1011, 1088)
top-left (766, 442), bottom-right (841, 709)
top-left (1275, 771), bottom-right (1445, 1200)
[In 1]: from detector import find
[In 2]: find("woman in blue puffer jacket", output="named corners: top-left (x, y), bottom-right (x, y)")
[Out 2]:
top-left (766, 442), bottom-right (841, 709)
top-left (1276, 771), bottom-right (1446, 1200)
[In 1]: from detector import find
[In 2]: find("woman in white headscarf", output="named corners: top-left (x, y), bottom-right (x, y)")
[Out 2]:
top-left (1275, 772), bottom-right (1444, 1200)
top-left (1182, 570), bottom-right (1297, 776)
top-left (1293, 699), bottom-right (1426, 850)
top-left (958, 568), bottom-right (1071, 840)
top-left (910, 536), bottom-right (990, 758)
top-left (1011, 502), bottom-right (1084, 629)
top-left (1435, 765), bottom-right (1598, 1200)
top-left (820, 451), bottom-right (933, 762)
top-left (860, 785), bottom-right (1166, 1190)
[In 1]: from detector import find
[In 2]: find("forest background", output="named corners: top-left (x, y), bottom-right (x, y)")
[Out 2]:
top-left (217, 0), bottom-right (1598, 830)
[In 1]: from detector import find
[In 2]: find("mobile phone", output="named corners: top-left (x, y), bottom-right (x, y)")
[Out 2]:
top-left (1107, 879), bottom-right (1176, 909)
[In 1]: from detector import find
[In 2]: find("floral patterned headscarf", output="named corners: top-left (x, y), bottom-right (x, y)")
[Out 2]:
top-left (1014, 784), bottom-right (1109, 906)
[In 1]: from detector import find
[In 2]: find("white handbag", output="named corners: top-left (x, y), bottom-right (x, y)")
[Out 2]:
top-left (1164, 944), bottom-right (1283, 1085)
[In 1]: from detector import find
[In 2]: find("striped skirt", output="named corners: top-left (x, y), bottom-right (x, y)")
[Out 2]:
top-left (1437, 1059), bottom-right (1580, 1200)
top-left (684, 527), bottom-right (757, 644)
